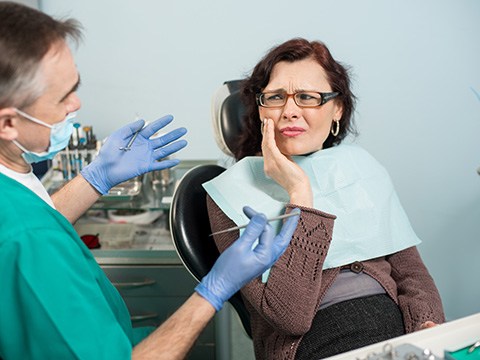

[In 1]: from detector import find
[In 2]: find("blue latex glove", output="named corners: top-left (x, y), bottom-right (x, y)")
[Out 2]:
top-left (195, 206), bottom-right (300, 311)
top-left (81, 115), bottom-right (187, 194)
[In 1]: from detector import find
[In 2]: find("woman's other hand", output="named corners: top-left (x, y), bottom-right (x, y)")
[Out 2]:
top-left (261, 118), bottom-right (313, 206)
top-left (419, 321), bottom-right (438, 330)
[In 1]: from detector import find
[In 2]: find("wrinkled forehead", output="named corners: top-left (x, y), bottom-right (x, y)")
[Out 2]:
top-left (265, 59), bottom-right (331, 92)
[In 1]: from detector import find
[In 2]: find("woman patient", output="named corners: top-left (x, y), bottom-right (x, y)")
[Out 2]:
top-left (204, 38), bottom-right (445, 360)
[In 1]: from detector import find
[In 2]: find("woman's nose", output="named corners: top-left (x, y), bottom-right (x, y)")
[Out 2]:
top-left (282, 96), bottom-right (301, 120)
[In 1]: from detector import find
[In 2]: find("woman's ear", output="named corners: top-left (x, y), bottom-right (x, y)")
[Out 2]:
top-left (334, 103), bottom-right (343, 121)
top-left (0, 107), bottom-right (19, 141)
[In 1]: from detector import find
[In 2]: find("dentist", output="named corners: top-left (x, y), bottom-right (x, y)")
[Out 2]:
top-left (0, 2), bottom-right (299, 359)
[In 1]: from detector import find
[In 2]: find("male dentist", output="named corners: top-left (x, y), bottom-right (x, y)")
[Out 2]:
top-left (0, 2), bottom-right (299, 359)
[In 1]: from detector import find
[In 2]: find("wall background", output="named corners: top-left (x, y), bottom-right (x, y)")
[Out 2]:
top-left (39, 0), bottom-right (480, 321)
top-left (11, 0), bottom-right (39, 8)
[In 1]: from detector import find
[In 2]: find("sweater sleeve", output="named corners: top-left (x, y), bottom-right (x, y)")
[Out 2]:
top-left (386, 246), bottom-right (445, 332)
top-left (207, 195), bottom-right (336, 335)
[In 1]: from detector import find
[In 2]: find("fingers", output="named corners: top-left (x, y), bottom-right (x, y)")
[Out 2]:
top-left (261, 118), bottom-right (290, 176)
top-left (149, 127), bottom-right (188, 149)
top-left (151, 139), bottom-right (188, 161)
top-left (243, 206), bottom-right (299, 258)
top-left (113, 114), bottom-right (178, 142)
top-left (256, 209), bottom-right (300, 260)
top-left (150, 158), bottom-right (181, 171)
top-left (115, 119), bottom-right (146, 140)
top-left (261, 118), bottom-right (271, 152)
top-left (274, 210), bottom-right (300, 248)
top-left (420, 321), bottom-right (437, 330)
top-left (140, 115), bottom-right (174, 138)
top-left (243, 205), bottom-right (258, 219)
top-left (261, 118), bottom-right (280, 156)
top-left (238, 212), bottom-right (268, 248)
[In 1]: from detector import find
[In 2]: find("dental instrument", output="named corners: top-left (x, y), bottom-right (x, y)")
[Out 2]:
top-left (468, 340), bottom-right (480, 353)
top-left (209, 211), bottom-right (300, 236)
top-left (119, 114), bottom-right (142, 151)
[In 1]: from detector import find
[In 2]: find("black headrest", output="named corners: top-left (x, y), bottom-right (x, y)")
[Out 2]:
top-left (169, 164), bottom-right (226, 281)
top-left (169, 163), bottom-right (253, 338)
top-left (220, 90), bottom-right (245, 157)
top-left (211, 80), bottom-right (246, 157)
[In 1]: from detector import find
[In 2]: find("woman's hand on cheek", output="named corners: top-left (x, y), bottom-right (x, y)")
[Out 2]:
top-left (261, 118), bottom-right (313, 206)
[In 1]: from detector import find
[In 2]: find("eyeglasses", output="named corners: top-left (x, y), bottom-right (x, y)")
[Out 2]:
top-left (256, 91), bottom-right (340, 108)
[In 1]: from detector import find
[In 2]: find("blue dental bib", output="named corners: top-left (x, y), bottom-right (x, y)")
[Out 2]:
top-left (203, 144), bottom-right (420, 273)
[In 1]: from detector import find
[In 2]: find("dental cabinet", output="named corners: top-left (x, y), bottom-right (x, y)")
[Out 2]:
top-left (43, 160), bottom-right (228, 360)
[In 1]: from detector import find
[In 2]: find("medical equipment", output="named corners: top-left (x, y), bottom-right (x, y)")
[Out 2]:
top-left (119, 128), bottom-right (141, 151)
top-left (80, 115), bottom-right (186, 195)
top-left (209, 211), bottom-right (300, 236)
top-left (51, 121), bottom-right (99, 181)
top-left (119, 114), bottom-right (142, 151)
top-left (468, 341), bottom-right (480, 354)
top-left (325, 312), bottom-right (480, 360)
top-left (354, 343), bottom-right (440, 360)
top-left (195, 205), bottom-right (299, 311)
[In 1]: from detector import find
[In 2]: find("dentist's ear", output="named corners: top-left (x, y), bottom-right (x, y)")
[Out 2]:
top-left (0, 108), bottom-right (19, 141)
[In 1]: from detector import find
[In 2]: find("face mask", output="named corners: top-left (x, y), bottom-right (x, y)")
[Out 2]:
top-left (12, 108), bottom-right (76, 164)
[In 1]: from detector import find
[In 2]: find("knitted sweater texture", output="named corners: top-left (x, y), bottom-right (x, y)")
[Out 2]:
top-left (207, 196), bottom-right (445, 360)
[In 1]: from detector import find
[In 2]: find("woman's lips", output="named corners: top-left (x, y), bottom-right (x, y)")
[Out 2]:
top-left (280, 127), bottom-right (305, 137)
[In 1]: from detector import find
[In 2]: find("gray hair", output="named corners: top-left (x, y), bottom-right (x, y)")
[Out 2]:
top-left (0, 2), bottom-right (83, 109)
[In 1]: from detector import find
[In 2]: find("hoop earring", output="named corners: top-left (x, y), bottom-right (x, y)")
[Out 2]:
top-left (331, 119), bottom-right (340, 137)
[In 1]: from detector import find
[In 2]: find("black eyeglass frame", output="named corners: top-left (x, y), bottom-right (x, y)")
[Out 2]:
top-left (256, 91), bottom-right (340, 108)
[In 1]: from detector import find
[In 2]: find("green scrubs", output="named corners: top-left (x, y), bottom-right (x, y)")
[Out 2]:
top-left (0, 174), bottom-right (151, 359)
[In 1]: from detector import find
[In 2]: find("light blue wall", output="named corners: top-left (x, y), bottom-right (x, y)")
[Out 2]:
top-left (40, 0), bottom-right (480, 321)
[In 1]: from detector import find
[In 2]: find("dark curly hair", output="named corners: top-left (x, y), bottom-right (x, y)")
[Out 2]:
top-left (234, 38), bottom-right (357, 161)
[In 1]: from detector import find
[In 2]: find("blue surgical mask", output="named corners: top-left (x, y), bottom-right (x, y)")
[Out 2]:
top-left (12, 108), bottom-right (76, 164)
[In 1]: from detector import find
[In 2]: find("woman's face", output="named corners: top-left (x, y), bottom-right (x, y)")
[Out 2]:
top-left (258, 57), bottom-right (343, 156)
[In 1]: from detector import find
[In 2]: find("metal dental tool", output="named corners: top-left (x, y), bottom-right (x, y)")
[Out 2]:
top-left (209, 211), bottom-right (300, 237)
top-left (119, 114), bottom-right (142, 151)
top-left (468, 340), bottom-right (480, 353)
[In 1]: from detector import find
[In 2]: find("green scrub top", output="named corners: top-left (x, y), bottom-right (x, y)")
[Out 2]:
top-left (0, 174), bottom-right (152, 359)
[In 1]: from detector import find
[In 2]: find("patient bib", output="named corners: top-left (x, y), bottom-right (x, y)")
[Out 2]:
top-left (203, 144), bottom-right (421, 272)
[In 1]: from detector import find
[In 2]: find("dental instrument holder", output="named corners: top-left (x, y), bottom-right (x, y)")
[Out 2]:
top-left (50, 124), bottom-right (176, 215)
top-left (355, 343), bottom-right (440, 360)
top-left (52, 124), bottom-right (99, 181)
top-left (150, 157), bottom-right (174, 195)
top-left (445, 341), bottom-right (480, 360)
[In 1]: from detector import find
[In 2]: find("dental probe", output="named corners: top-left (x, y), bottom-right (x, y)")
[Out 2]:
top-left (119, 114), bottom-right (142, 151)
top-left (468, 340), bottom-right (480, 354)
top-left (209, 211), bottom-right (300, 237)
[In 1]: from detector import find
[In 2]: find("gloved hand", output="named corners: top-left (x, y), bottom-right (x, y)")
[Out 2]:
top-left (81, 115), bottom-right (187, 195)
top-left (195, 206), bottom-right (300, 311)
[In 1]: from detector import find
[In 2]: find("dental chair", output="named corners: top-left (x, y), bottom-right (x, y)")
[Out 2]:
top-left (211, 79), bottom-right (246, 158)
top-left (169, 80), bottom-right (252, 338)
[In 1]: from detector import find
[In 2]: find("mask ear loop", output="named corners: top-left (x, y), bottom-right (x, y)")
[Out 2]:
top-left (14, 108), bottom-right (53, 129)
